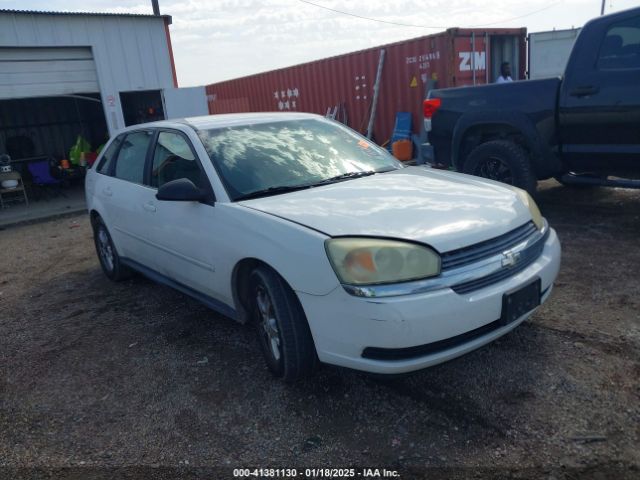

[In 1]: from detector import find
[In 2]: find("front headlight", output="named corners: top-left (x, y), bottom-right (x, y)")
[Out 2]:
top-left (514, 188), bottom-right (544, 230)
top-left (325, 238), bottom-right (441, 285)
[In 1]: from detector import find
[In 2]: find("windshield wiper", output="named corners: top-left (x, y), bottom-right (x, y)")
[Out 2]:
top-left (311, 170), bottom-right (378, 186)
top-left (235, 169), bottom-right (393, 200)
top-left (235, 184), bottom-right (313, 201)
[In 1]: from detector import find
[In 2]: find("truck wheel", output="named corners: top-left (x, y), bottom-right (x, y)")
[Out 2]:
top-left (463, 140), bottom-right (537, 194)
top-left (249, 266), bottom-right (318, 382)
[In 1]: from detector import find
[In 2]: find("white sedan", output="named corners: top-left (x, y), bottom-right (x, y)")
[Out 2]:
top-left (85, 113), bottom-right (561, 381)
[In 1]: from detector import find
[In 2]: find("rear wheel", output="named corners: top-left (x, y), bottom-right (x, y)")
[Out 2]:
top-left (463, 140), bottom-right (537, 195)
top-left (92, 218), bottom-right (133, 281)
top-left (249, 266), bottom-right (317, 382)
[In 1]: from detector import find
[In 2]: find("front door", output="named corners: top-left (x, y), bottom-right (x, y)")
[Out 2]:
top-left (140, 129), bottom-right (223, 301)
top-left (559, 14), bottom-right (640, 175)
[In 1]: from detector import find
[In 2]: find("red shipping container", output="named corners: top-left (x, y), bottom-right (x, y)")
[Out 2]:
top-left (205, 28), bottom-right (526, 145)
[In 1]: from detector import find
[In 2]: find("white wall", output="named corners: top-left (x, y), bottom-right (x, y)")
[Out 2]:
top-left (0, 12), bottom-right (176, 135)
top-left (163, 86), bottom-right (208, 119)
top-left (529, 29), bottom-right (581, 80)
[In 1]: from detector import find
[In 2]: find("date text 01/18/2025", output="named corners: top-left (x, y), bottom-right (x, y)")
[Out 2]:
top-left (232, 468), bottom-right (400, 478)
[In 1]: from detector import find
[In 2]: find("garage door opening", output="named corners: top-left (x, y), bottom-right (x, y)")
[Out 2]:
top-left (0, 45), bottom-right (108, 223)
top-left (0, 94), bottom-right (108, 223)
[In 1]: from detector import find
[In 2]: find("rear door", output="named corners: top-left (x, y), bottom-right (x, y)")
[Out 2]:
top-left (89, 134), bottom-right (124, 229)
top-left (103, 129), bottom-right (157, 267)
top-left (559, 14), bottom-right (640, 174)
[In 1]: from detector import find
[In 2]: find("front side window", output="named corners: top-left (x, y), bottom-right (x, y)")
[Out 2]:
top-left (114, 131), bottom-right (153, 184)
top-left (151, 131), bottom-right (203, 189)
top-left (197, 118), bottom-right (403, 200)
top-left (597, 15), bottom-right (640, 70)
top-left (96, 136), bottom-right (123, 175)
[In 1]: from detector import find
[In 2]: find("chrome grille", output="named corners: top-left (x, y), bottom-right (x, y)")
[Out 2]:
top-left (451, 228), bottom-right (549, 294)
top-left (441, 221), bottom-right (539, 271)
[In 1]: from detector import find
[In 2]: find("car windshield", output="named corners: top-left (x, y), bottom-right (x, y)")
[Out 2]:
top-left (197, 118), bottom-right (404, 200)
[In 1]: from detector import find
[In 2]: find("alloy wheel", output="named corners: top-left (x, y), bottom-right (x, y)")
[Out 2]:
top-left (476, 156), bottom-right (514, 184)
top-left (97, 228), bottom-right (115, 272)
top-left (256, 286), bottom-right (282, 362)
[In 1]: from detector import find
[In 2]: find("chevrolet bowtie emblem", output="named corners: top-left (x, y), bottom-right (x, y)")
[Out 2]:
top-left (501, 251), bottom-right (521, 268)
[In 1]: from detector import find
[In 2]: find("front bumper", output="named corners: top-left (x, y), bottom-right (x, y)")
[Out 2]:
top-left (297, 227), bottom-right (561, 374)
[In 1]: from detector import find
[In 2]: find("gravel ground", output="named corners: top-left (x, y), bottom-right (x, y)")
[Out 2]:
top-left (0, 180), bottom-right (639, 479)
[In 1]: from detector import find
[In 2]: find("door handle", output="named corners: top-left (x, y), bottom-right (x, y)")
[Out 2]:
top-left (569, 85), bottom-right (599, 97)
top-left (102, 187), bottom-right (113, 197)
top-left (143, 202), bottom-right (157, 213)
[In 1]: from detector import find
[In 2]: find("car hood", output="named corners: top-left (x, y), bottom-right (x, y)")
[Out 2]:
top-left (238, 166), bottom-right (533, 252)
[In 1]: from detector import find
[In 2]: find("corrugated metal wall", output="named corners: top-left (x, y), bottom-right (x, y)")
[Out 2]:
top-left (206, 28), bottom-right (526, 144)
top-left (0, 11), bottom-right (176, 134)
top-left (0, 47), bottom-right (99, 99)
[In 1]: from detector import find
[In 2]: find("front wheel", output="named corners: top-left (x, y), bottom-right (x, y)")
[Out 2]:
top-left (249, 266), bottom-right (318, 382)
top-left (463, 140), bottom-right (537, 195)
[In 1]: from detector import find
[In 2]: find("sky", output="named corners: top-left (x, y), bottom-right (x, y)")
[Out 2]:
top-left (1, 0), bottom-right (638, 86)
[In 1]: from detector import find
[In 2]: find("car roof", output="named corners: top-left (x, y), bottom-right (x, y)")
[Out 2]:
top-left (184, 112), bottom-right (323, 129)
top-left (120, 112), bottom-right (324, 133)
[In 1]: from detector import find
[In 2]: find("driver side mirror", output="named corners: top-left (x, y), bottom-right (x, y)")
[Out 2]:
top-left (156, 178), bottom-right (207, 202)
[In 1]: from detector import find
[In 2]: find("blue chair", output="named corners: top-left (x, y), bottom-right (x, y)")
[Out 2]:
top-left (390, 112), bottom-right (413, 147)
top-left (28, 160), bottom-right (62, 199)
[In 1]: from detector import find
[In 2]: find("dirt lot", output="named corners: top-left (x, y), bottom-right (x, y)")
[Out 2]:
top-left (1, 180), bottom-right (639, 479)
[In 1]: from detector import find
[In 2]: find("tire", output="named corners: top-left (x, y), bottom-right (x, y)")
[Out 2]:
top-left (92, 218), bottom-right (133, 282)
top-left (249, 266), bottom-right (318, 382)
top-left (463, 140), bottom-right (537, 195)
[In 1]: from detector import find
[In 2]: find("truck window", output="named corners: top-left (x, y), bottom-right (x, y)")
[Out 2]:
top-left (597, 16), bottom-right (640, 70)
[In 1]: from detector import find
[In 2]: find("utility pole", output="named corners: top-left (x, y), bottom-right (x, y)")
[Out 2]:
top-left (600, 0), bottom-right (606, 15)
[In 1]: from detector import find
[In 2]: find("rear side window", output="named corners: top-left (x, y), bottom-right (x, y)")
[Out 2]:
top-left (96, 136), bottom-right (123, 175)
top-left (597, 15), bottom-right (640, 70)
top-left (114, 131), bottom-right (153, 184)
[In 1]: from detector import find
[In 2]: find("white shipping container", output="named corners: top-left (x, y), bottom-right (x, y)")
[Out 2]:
top-left (163, 86), bottom-right (209, 120)
top-left (528, 28), bottom-right (581, 79)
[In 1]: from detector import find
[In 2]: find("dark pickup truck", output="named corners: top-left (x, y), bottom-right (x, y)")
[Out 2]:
top-left (423, 7), bottom-right (640, 194)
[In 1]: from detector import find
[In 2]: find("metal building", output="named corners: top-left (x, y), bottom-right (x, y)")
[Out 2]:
top-left (0, 9), bottom-right (180, 133)
top-left (0, 9), bottom-right (208, 167)
top-left (0, 8), bottom-right (210, 220)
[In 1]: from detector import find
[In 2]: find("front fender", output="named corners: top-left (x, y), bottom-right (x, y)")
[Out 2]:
top-left (215, 203), bottom-right (340, 302)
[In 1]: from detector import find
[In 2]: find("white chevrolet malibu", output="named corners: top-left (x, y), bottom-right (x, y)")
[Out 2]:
top-left (86, 113), bottom-right (561, 381)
